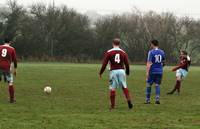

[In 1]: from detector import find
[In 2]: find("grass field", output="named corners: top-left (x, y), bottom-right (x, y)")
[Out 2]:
top-left (0, 63), bottom-right (199, 129)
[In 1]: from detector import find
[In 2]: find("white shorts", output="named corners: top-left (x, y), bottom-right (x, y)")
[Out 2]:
top-left (176, 68), bottom-right (188, 78)
top-left (109, 69), bottom-right (127, 90)
top-left (0, 70), bottom-right (14, 85)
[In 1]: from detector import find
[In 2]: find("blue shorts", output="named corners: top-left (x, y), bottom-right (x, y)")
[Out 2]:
top-left (109, 69), bottom-right (127, 90)
top-left (147, 74), bottom-right (162, 85)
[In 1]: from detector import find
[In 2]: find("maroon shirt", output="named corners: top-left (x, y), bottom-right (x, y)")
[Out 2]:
top-left (173, 55), bottom-right (191, 71)
top-left (99, 47), bottom-right (129, 75)
top-left (0, 45), bottom-right (17, 72)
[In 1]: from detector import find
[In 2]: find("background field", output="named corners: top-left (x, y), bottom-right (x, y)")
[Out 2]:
top-left (0, 63), bottom-right (199, 129)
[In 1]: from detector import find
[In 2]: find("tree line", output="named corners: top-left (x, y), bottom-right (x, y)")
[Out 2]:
top-left (0, 0), bottom-right (200, 64)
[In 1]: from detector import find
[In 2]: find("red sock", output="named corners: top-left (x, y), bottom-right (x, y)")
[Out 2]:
top-left (110, 90), bottom-right (116, 108)
top-left (123, 88), bottom-right (131, 101)
top-left (175, 81), bottom-right (181, 93)
top-left (9, 85), bottom-right (15, 100)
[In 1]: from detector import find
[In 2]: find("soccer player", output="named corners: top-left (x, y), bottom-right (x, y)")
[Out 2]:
top-left (99, 38), bottom-right (133, 110)
top-left (145, 40), bottom-right (165, 104)
top-left (167, 50), bottom-right (191, 95)
top-left (0, 38), bottom-right (17, 103)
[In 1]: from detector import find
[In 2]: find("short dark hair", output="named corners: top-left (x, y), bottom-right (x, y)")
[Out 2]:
top-left (113, 38), bottom-right (120, 45)
top-left (4, 38), bottom-right (11, 43)
top-left (151, 40), bottom-right (159, 46)
top-left (181, 50), bottom-right (188, 55)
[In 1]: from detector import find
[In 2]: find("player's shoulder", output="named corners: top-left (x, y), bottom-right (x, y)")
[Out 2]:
top-left (148, 49), bottom-right (154, 54)
top-left (107, 47), bottom-right (126, 54)
top-left (158, 49), bottom-right (165, 53)
top-left (1, 44), bottom-right (15, 50)
top-left (157, 49), bottom-right (165, 56)
top-left (154, 48), bottom-right (164, 54)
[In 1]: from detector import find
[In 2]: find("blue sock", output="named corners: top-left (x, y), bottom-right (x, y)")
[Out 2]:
top-left (155, 84), bottom-right (160, 101)
top-left (146, 83), bottom-right (151, 102)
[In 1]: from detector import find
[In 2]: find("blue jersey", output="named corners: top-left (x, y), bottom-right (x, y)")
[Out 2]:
top-left (147, 48), bottom-right (165, 74)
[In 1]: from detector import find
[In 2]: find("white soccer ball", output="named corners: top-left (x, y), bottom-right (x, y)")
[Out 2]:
top-left (44, 86), bottom-right (52, 94)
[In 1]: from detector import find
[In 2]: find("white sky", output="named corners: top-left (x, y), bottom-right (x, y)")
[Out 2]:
top-left (0, 0), bottom-right (200, 18)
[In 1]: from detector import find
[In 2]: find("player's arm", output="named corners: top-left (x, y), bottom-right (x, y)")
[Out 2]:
top-left (124, 53), bottom-right (130, 76)
top-left (172, 59), bottom-right (187, 72)
top-left (187, 55), bottom-right (191, 66)
top-left (146, 51), bottom-right (152, 80)
top-left (146, 62), bottom-right (152, 79)
top-left (162, 52), bottom-right (166, 67)
top-left (99, 52), bottom-right (109, 78)
top-left (12, 49), bottom-right (17, 76)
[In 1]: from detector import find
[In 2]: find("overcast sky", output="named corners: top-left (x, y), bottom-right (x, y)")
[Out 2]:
top-left (0, 0), bottom-right (200, 18)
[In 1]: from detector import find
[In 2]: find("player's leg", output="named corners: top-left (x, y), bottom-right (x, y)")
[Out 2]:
top-left (155, 74), bottom-right (162, 104)
top-left (167, 79), bottom-right (181, 95)
top-left (118, 70), bottom-right (133, 109)
top-left (145, 83), bottom-right (152, 104)
top-left (155, 84), bottom-right (160, 104)
top-left (167, 69), bottom-right (185, 95)
top-left (145, 74), bottom-right (153, 104)
top-left (122, 87), bottom-right (133, 109)
top-left (176, 69), bottom-right (188, 94)
top-left (109, 88), bottom-right (116, 109)
top-left (175, 77), bottom-right (182, 94)
top-left (109, 71), bottom-right (118, 109)
top-left (5, 72), bottom-right (15, 103)
top-left (3, 72), bottom-right (7, 82)
top-left (0, 70), bottom-right (3, 82)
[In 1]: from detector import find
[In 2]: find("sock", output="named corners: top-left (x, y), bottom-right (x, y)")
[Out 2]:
top-left (155, 84), bottom-right (160, 101)
top-left (169, 80), bottom-right (180, 94)
top-left (175, 80), bottom-right (181, 93)
top-left (170, 87), bottom-right (176, 93)
top-left (9, 85), bottom-right (15, 100)
top-left (146, 83), bottom-right (151, 102)
top-left (110, 90), bottom-right (116, 108)
top-left (123, 88), bottom-right (131, 101)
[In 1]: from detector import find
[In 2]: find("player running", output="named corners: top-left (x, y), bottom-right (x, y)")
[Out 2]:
top-left (0, 38), bottom-right (17, 103)
top-left (145, 40), bottom-right (165, 104)
top-left (99, 38), bottom-right (133, 110)
top-left (167, 50), bottom-right (191, 95)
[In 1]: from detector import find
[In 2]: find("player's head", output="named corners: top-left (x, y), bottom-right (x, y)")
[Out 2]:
top-left (150, 40), bottom-right (159, 48)
top-left (112, 38), bottom-right (120, 47)
top-left (180, 50), bottom-right (187, 56)
top-left (4, 38), bottom-right (11, 44)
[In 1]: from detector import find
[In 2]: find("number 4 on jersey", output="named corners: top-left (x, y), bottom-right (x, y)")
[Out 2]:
top-left (115, 54), bottom-right (120, 63)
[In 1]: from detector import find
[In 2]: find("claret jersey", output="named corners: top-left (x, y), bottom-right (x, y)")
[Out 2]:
top-left (173, 55), bottom-right (191, 71)
top-left (99, 47), bottom-right (129, 75)
top-left (0, 44), bottom-right (17, 72)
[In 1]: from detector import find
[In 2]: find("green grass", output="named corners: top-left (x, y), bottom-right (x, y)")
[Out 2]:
top-left (0, 63), bottom-right (199, 129)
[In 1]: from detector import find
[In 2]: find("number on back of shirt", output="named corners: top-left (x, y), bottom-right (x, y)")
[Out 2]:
top-left (155, 54), bottom-right (162, 63)
top-left (115, 54), bottom-right (120, 63)
top-left (1, 49), bottom-right (7, 57)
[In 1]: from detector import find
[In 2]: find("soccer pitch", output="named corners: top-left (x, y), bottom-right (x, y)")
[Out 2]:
top-left (0, 63), bottom-right (199, 129)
